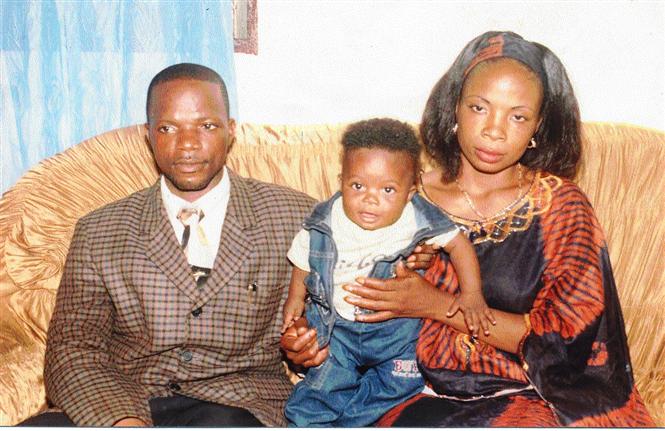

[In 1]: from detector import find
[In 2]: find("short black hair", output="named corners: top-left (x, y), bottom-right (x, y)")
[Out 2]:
top-left (146, 63), bottom-right (230, 122)
top-left (421, 31), bottom-right (581, 181)
top-left (342, 118), bottom-right (421, 175)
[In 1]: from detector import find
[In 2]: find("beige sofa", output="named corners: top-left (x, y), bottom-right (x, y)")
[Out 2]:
top-left (0, 122), bottom-right (663, 425)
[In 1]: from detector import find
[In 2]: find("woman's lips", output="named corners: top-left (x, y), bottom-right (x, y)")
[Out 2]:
top-left (475, 147), bottom-right (502, 164)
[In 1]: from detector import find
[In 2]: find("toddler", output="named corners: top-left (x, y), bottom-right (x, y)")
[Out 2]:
top-left (283, 118), bottom-right (493, 426)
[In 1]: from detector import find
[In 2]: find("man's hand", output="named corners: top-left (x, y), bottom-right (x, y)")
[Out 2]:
top-left (113, 417), bottom-right (148, 427)
top-left (280, 317), bottom-right (329, 368)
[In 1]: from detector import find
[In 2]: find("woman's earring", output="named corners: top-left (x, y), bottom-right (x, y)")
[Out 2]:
top-left (528, 138), bottom-right (537, 149)
top-left (452, 123), bottom-right (458, 134)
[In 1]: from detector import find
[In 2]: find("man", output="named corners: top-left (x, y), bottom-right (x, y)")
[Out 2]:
top-left (24, 63), bottom-right (316, 426)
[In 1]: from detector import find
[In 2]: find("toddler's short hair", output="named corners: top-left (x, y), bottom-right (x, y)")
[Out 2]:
top-left (341, 118), bottom-right (421, 173)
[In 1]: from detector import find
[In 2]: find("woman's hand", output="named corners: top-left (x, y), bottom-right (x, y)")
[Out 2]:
top-left (405, 243), bottom-right (438, 270)
top-left (346, 261), bottom-right (527, 353)
top-left (343, 261), bottom-right (441, 323)
top-left (280, 317), bottom-right (329, 367)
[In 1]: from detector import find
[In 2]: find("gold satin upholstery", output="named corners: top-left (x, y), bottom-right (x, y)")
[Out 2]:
top-left (0, 122), bottom-right (663, 424)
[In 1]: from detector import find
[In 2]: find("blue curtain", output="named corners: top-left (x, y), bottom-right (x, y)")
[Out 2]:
top-left (1, 0), bottom-right (237, 193)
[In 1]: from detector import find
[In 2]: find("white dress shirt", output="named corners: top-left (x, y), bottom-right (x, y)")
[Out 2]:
top-left (160, 167), bottom-right (231, 269)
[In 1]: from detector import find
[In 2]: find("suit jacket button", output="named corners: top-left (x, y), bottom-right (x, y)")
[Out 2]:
top-left (191, 307), bottom-right (202, 317)
top-left (181, 350), bottom-right (193, 362)
top-left (168, 382), bottom-right (181, 391)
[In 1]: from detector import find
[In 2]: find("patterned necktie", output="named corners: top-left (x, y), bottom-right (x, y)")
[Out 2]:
top-left (177, 207), bottom-right (211, 287)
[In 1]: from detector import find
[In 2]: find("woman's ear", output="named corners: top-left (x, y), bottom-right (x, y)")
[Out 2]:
top-left (536, 116), bottom-right (544, 132)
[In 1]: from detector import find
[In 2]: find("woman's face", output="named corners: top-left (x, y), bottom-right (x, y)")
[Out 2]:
top-left (455, 58), bottom-right (543, 175)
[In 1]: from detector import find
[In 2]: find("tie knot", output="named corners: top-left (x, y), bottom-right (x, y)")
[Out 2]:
top-left (177, 207), bottom-right (204, 226)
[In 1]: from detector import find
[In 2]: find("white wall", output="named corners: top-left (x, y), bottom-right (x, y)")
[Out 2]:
top-left (234, 0), bottom-right (665, 131)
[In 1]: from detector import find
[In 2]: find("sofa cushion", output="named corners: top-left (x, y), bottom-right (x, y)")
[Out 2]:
top-left (0, 122), bottom-right (663, 425)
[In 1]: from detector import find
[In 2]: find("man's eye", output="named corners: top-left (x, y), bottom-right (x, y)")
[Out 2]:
top-left (203, 123), bottom-right (217, 130)
top-left (158, 125), bottom-right (174, 133)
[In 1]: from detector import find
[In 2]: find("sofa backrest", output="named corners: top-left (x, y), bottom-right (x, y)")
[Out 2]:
top-left (0, 122), bottom-right (663, 424)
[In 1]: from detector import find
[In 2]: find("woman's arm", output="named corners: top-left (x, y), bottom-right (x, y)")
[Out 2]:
top-left (344, 261), bottom-right (527, 353)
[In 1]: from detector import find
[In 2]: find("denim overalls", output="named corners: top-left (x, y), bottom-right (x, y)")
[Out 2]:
top-left (285, 192), bottom-right (458, 427)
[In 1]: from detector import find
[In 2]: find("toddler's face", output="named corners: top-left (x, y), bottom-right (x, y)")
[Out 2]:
top-left (341, 148), bottom-right (416, 230)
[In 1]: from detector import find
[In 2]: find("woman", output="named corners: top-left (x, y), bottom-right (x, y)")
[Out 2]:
top-left (282, 31), bottom-right (654, 426)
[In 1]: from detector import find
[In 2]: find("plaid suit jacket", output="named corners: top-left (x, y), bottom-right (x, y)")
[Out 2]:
top-left (44, 171), bottom-right (316, 426)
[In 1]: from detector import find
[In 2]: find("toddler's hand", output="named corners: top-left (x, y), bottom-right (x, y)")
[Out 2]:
top-left (281, 295), bottom-right (305, 334)
top-left (446, 290), bottom-right (496, 337)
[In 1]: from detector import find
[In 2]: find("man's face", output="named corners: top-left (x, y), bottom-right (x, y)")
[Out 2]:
top-left (147, 78), bottom-right (235, 202)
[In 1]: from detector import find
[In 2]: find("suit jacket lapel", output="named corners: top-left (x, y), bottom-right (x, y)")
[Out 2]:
top-left (197, 171), bottom-right (256, 307)
top-left (141, 182), bottom-right (199, 302)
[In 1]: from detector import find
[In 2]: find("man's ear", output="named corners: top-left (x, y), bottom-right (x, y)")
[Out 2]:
top-left (227, 118), bottom-right (237, 152)
top-left (144, 126), bottom-right (154, 155)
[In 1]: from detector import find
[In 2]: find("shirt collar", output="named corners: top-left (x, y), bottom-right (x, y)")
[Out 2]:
top-left (160, 166), bottom-right (230, 220)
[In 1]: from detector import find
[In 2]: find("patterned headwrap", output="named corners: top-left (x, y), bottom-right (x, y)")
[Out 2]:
top-left (463, 32), bottom-right (547, 87)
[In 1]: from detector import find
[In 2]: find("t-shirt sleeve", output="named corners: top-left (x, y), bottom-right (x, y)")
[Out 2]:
top-left (424, 226), bottom-right (460, 248)
top-left (287, 228), bottom-right (311, 272)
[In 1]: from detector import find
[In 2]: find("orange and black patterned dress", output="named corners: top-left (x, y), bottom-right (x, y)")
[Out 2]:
top-left (378, 172), bottom-right (654, 427)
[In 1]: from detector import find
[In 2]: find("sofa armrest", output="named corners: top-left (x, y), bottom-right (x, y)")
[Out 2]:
top-left (0, 302), bottom-right (48, 425)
